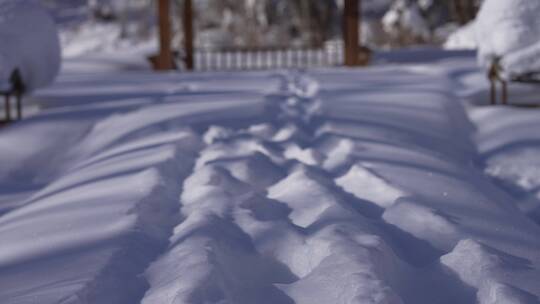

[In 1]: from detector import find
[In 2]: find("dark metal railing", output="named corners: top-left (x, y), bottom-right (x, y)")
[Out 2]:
top-left (1, 70), bottom-right (25, 124)
top-left (1, 90), bottom-right (22, 124)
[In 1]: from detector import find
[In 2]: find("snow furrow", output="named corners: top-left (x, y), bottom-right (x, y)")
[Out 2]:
top-left (138, 68), bottom-right (540, 304)
top-left (3, 64), bottom-right (540, 304)
top-left (140, 71), bottom-right (469, 304)
top-left (0, 136), bottom-right (201, 304)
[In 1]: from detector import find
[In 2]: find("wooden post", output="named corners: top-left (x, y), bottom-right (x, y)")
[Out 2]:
top-left (488, 61), bottom-right (498, 105)
top-left (156, 0), bottom-right (174, 70)
top-left (16, 93), bottom-right (22, 120)
top-left (344, 0), bottom-right (360, 66)
top-left (183, 0), bottom-right (194, 70)
top-left (4, 94), bottom-right (10, 122)
top-left (502, 80), bottom-right (508, 105)
top-left (489, 78), bottom-right (496, 105)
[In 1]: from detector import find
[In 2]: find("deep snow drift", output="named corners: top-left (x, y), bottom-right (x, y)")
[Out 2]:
top-left (1, 49), bottom-right (540, 304)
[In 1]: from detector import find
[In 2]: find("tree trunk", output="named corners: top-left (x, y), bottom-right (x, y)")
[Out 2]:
top-left (183, 0), bottom-right (194, 70)
top-left (157, 0), bottom-right (174, 70)
top-left (344, 0), bottom-right (360, 66)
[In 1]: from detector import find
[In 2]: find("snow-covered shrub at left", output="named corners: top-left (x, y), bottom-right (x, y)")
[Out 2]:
top-left (0, 0), bottom-right (61, 92)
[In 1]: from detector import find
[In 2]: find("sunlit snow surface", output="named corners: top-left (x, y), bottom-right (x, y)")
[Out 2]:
top-left (1, 50), bottom-right (540, 304)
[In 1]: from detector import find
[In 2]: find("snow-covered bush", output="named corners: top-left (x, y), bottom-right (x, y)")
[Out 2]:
top-left (382, 0), bottom-right (431, 47)
top-left (0, 0), bottom-right (61, 92)
top-left (474, 0), bottom-right (540, 77)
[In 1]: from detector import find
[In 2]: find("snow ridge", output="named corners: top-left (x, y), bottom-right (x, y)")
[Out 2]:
top-left (2, 66), bottom-right (540, 303)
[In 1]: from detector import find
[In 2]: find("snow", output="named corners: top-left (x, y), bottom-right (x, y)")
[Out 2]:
top-left (0, 68), bottom-right (283, 303)
top-left (471, 106), bottom-right (540, 227)
top-left (445, 0), bottom-right (540, 78)
top-left (3, 32), bottom-right (540, 304)
top-left (478, 281), bottom-right (540, 304)
top-left (0, 0), bottom-right (61, 92)
top-left (336, 164), bottom-right (406, 209)
top-left (500, 41), bottom-right (540, 80)
top-left (444, 21), bottom-right (477, 50)
top-left (474, 0), bottom-right (540, 76)
top-left (382, 0), bottom-right (430, 43)
top-left (383, 198), bottom-right (464, 252)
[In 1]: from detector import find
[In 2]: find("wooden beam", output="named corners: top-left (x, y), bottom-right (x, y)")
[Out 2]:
top-left (156, 0), bottom-right (174, 70)
top-left (183, 0), bottom-right (194, 70)
top-left (344, 0), bottom-right (360, 66)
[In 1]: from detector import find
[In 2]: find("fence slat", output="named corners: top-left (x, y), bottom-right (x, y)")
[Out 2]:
top-left (191, 46), bottom-right (342, 71)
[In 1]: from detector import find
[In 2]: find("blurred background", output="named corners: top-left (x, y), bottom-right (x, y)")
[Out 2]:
top-left (39, 0), bottom-right (482, 61)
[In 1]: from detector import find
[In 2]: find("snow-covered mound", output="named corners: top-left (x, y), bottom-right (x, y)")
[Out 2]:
top-left (444, 21), bottom-right (477, 50)
top-left (472, 106), bottom-right (540, 226)
top-left (475, 0), bottom-right (540, 77)
top-left (0, 0), bottom-right (61, 92)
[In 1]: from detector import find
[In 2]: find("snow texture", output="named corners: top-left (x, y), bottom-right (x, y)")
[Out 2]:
top-left (1, 46), bottom-right (540, 304)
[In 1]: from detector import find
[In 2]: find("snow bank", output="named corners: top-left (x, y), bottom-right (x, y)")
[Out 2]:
top-left (0, 0), bottom-right (61, 92)
top-left (471, 107), bottom-right (540, 226)
top-left (500, 41), bottom-right (540, 80)
top-left (313, 66), bottom-right (540, 301)
top-left (0, 134), bottom-right (201, 303)
top-left (444, 22), bottom-right (477, 50)
top-left (475, 0), bottom-right (540, 75)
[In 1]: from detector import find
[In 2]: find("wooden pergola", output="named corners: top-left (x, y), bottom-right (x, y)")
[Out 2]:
top-left (155, 0), bottom-right (363, 71)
